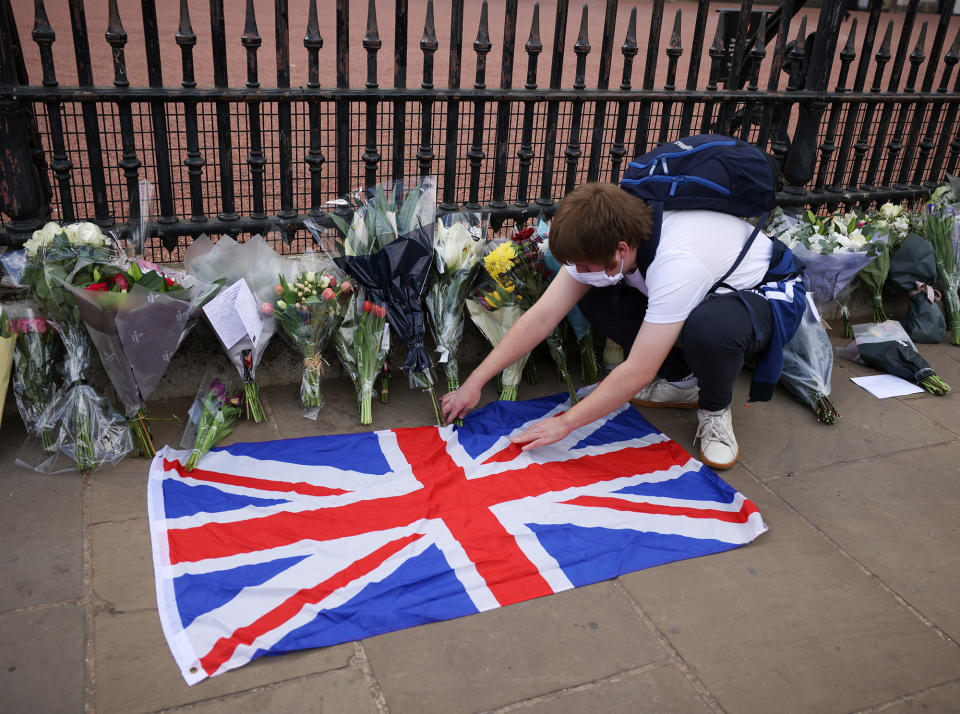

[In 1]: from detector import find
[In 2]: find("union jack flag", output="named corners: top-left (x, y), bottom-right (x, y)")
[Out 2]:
top-left (148, 391), bottom-right (766, 684)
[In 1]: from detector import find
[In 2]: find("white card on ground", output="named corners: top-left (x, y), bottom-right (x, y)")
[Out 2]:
top-left (202, 279), bottom-right (263, 349)
top-left (851, 374), bottom-right (924, 398)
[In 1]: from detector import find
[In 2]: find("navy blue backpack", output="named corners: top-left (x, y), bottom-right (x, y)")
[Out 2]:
top-left (619, 134), bottom-right (778, 289)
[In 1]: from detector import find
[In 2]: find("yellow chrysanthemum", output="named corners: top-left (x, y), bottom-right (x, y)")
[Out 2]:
top-left (484, 242), bottom-right (517, 278)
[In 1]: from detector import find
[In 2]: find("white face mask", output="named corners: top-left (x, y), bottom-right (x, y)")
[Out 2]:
top-left (568, 259), bottom-right (624, 288)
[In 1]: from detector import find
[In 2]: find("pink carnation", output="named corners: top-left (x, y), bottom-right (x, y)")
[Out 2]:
top-left (321, 287), bottom-right (336, 301)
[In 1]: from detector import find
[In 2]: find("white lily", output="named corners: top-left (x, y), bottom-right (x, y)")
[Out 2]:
top-left (436, 220), bottom-right (481, 274)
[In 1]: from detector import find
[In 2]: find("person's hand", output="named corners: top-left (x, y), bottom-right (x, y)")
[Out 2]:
top-left (509, 414), bottom-right (572, 451)
top-left (441, 381), bottom-right (482, 424)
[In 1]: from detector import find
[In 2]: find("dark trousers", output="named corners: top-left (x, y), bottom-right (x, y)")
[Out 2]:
top-left (577, 283), bottom-right (774, 410)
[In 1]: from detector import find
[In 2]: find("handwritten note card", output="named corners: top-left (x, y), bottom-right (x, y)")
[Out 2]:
top-left (202, 279), bottom-right (263, 349)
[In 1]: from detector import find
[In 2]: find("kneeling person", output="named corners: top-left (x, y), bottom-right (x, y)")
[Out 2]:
top-left (440, 182), bottom-right (804, 469)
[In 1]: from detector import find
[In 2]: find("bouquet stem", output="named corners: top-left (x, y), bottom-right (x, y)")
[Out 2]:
top-left (129, 408), bottom-right (156, 458)
top-left (579, 333), bottom-right (599, 384)
top-left (242, 380), bottom-right (266, 422)
top-left (920, 374), bottom-right (951, 395)
top-left (524, 360), bottom-right (540, 385)
top-left (547, 331), bottom-right (579, 405)
top-left (71, 389), bottom-right (95, 474)
top-left (358, 384), bottom-right (374, 425)
top-left (417, 370), bottom-right (444, 427)
top-left (379, 363), bottom-right (390, 404)
top-left (872, 298), bottom-right (888, 324)
top-left (840, 305), bottom-right (853, 339)
top-left (301, 362), bottom-right (323, 408)
top-left (813, 395), bottom-right (840, 425)
top-left (500, 384), bottom-right (518, 401)
top-left (185, 418), bottom-right (232, 471)
top-left (944, 291), bottom-right (960, 346)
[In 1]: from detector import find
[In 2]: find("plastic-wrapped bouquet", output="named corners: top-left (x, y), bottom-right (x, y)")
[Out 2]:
top-left (769, 208), bottom-right (885, 336)
top-left (466, 280), bottom-right (528, 401)
top-left (66, 260), bottom-right (213, 457)
top-left (0, 307), bottom-right (14, 429)
top-left (6, 304), bottom-right (60, 447)
top-left (185, 235), bottom-right (295, 423)
top-left (426, 212), bottom-right (485, 392)
top-left (842, 320), bottom-right (950, 395)
top-left (180, 372), bottom-right (243, 471)
top-left (20, 221), bottom-right (132, 473)
top-left (780, 304), bottom-right (839, 424)
top-left (335, 289), bottom-right (389, 424)
top-left (268, 265), bottom-right (352, 418)
top-left (924, 204), bottom-right (960, 345)
top-left (536, 215), bottom-right (599, 384)
top-left (310, 175), bottom-right (442, 425)
top-left (475, 227), bottom-right (578, 404)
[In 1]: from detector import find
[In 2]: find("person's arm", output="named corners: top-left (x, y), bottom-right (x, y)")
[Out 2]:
top-left (509, 319), bottom-right (684, 450)
top-left (441, 269), bottom-right (590, 423)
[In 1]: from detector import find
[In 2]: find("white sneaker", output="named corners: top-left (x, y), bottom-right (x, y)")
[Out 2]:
top-left (696, 407), bottom-right (739, 470)
top-left (630, 377), bottom-right (699, 409)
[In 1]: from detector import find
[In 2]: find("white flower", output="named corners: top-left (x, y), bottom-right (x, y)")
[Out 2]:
top-left (344, 211), bottom-right (370, 256)
top-left (879, 202), bottom-right (903, 220)
top-left (436, 220), bottom-right (481, 274)
top-left (63, 221), bottom-right (107, 248)
top-left (305, 270), bottom-right (317, 284)
top-left (24, 221), bottom-right (62, 258)
top-left (846, 229), bottom-right (867, 250)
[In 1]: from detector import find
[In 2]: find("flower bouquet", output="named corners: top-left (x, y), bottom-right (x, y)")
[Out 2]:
top-left (466, 279), bottom-right (528, 401)
top-left (780, 303), bottom-right (839, 424)
top-left (476, 227), bottom-right (578, 404)
top-left (425, 212), bottom-right (485, 392)
top-left (20, 221), bottom-right (132, 473)
top-left (769, 208), bottom-right (884, 337)
top-left (268, 263), bottom-right (352, 419)
top-left (536, 215), bottom-right (599, 384)
top-left (6, 303), bottom-right (61, 446)
top-left (64, 260), bottom-right (215, 457)
top-left (0, 307), bottom-right (15, 429)
top-left (180, 372), bottom-right (243, 471)
top-left (309, 175), bottom-right (443, 425)
top-left (184, 234), bottom-right (295, 422)
top-left (335, 289), bottom-right (389, 424)
top-left (924, 205), bottom-right (960, 345)
top-left (842, 320), bottom-right (950, 395)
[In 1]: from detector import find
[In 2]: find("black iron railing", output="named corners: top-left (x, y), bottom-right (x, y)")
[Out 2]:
top-left (0, 0), bottom-right (958, 262)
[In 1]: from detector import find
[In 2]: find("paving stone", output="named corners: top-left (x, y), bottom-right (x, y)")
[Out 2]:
top-left (91, 517), bottom-right (156, 613)
top-left (0, 605), bottom-right (85, 714)
top-left (364, 581), bottom-right (669, 714)
top-left (516, 664), bottom-right (712, 714)
top-left (722, 365), bottom-right (953, 479)
top-left (94, 610), bottom-right (354, 714)
top-left (617, 472), bottom-right (960, 714)
top-left (0, 445), bottom-right (83, 611)
top-left (769, 440), bottom-right (960, 643)
top-left (161, 667), bottom-right (379, 713)
top-left (873, 680), bottom-right (960, 713)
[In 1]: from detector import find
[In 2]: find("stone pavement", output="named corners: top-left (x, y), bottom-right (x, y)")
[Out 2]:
top-left (3, 334), bottom-right (960, 714)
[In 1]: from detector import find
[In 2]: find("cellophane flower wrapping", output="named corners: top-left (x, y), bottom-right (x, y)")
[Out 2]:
top-left (924, 205), bottom-right (960, 345)
top-left (269, 254), bottom-right (352, 419)
top-left (0, 307), bottom-right (16, 430)
top-left (465, 289), bottom-right (527, 401)
top-left (65, 260), bottom-right (213, 458)
top-left (184, 234), bottom-right (296, 423)
top-left (334, 289), bottom-right (389, 425)
top-left (841, 320), bottom-right (951, 395)
top-left (477, 227), bottom-right (578, 404)
top-left (780, 303), bottom-right (839, 424)
top-left (5, 302), bottom-right (61, 447)
top-left (179, 370), bottom-right (242, 471)
top-left (768, 208), bottom-right (883, 337)
top-left (18, 221), bottom-right (132, 473)
top-left (536, 215), bottom-right (599, 384)
top-left (309, 175), bottom-right (443, 425)
top-left (426, 211), bottom-right (486, 392)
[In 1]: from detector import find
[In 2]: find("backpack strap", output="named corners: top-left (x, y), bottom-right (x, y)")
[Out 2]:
top-left (709, 210), bottom-right (770, 294)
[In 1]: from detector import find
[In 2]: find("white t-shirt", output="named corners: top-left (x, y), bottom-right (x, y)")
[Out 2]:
top-left (567, 209), bottom-right (772, 324)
